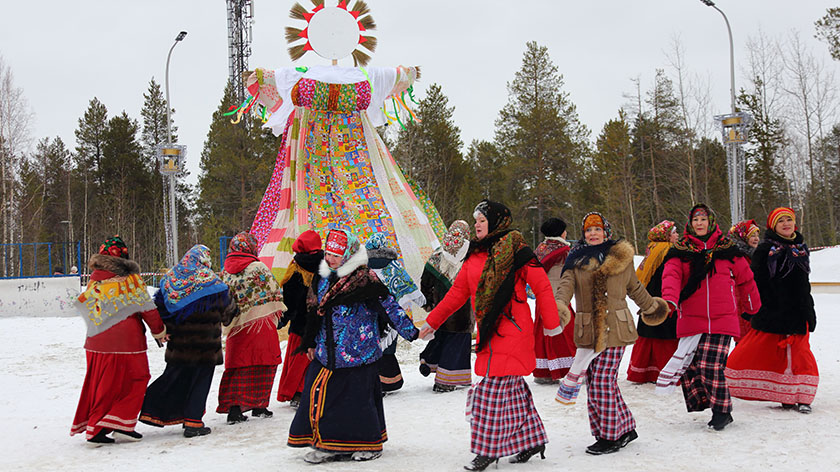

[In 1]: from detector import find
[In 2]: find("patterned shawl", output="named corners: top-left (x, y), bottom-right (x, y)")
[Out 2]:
top-left (666, 224), bottom-right (740, 303)
top-left (159, 245), bottom-right (229, 324)
top-left (535, 236), bottom-right (570, 271)
top-left (425, 220), bottom-right (470, 285)
top-left (471, 215), bottom-right (540, 351)
top-left (75, 273), bottom-right (155, 338)
top-left (221, 257), bottom-right (287, 337)
top-left (765, 229), bottom-right (810, 278)
top-left (636, 220), bottom-right (676, 287)
top-left (365, 233), bottom-right (425, 310)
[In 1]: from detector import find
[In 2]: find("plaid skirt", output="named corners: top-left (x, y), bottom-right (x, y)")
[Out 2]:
top-left (419, 331), bottom-right (472, 387)
top-left (216, 365), bottom-right (277, 413)
top-left (468, 376), bottom-right (548, 457)
top-left (586, 346), bottom-right (636, 440)
top-left (681, 334), bottom-right (732, 414)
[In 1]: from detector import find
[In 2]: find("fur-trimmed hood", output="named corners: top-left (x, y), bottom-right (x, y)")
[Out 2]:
top-left (88, 254), bottom-right (141, 276)
top-left (579, 239), bottom-right (635, 276)
top-left (319, 246), bottom-right (369, 279)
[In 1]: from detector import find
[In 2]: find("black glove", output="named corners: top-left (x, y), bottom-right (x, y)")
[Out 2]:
top-left (740, 312), bottom-right (753, 322)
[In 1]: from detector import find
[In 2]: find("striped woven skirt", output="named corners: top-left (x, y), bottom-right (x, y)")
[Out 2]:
top-left (216, 365), bottom-right (277, 413)
top-left (288, 360), bottom-right (387, 452)
top-left (419, 330), bottom-right (472, 387)
top-left (726, 330), bottom-right (818, 405)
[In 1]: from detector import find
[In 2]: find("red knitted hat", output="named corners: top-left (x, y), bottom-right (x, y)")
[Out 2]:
top-left (292, 230), bottom-right (322, 254)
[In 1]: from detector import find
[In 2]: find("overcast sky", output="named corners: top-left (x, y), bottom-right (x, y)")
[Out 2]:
top-left (1, 1), bottom-right (837, 186)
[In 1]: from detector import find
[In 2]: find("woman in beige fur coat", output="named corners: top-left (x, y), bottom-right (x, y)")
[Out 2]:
top-left (553, 212), bottom-right (668, 456)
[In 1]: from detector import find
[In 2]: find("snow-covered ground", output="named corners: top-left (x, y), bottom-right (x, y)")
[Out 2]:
top-left (811, 247), bottom-right (840, 283)
top-left (1, 293), bottom-right (839, 471)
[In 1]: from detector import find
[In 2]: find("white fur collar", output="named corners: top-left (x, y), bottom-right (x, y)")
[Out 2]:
top-left (545, 236), bottom-right (570, 246)
top-left (318, 246), bottom-right (369, 279)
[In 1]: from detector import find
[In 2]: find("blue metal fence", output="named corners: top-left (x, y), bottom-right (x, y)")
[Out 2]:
top-left (219, 236), bottom-right (233, 268)
top-left (0, 241), bottom-right (82, 279)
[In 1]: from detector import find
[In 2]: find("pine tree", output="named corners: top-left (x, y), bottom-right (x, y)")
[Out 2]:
top-left (815, 7), bottom-right (840, 61)
top-left (196, 82), bottom-right (277, 247)
top-left (73, 98), bottom-right (108, 262)
top-left (494, 41), bottom-right (589, 242)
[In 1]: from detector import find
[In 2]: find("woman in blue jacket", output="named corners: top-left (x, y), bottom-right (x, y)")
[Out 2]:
top-left (287, 229), bottom-right (419, 464)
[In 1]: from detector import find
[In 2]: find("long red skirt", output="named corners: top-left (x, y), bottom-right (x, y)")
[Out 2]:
top-left (627, 337), bottom-right (679, 383)
top-left (725, 330), bottom-right (819, 405)
top-left (277, 332), bottom-right (310, 402)
top-left (533, 311), bottom-right (576, 380)
top-left (71, 351), bottom-right (150, 440)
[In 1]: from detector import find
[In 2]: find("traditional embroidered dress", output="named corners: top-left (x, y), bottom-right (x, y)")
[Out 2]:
top-left (533, 236), bottom-right (576, 381)
top-left (365, 233), bottom-right (424, 393)
top-left (419, 220), bottom-right (473, 389)
top-left (71, 247), bottom-right (165, 441)
top-left (247, 66), bottom-right (442, 283)
top-left (726, 226), bottom-right (818, 405)
top-left (287, 230), bottom-right (419, 453)
top-left (627, 221), bottom-right (679, 384)
top-left (217, 233), bottom-right (286, 414)
top-left (140, 245), bottom-right (239, 431)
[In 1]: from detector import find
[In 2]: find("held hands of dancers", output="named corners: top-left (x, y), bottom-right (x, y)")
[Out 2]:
top-left (418, 323), bottom-right (436, 341)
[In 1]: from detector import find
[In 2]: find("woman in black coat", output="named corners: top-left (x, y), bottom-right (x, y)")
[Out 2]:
top-left (725, 207), bottom-right (818, 414)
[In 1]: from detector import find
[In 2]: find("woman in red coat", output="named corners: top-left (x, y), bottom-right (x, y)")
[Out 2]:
top-left (657, 204), bottom-right (760, 431)
top-left (71, 236), bottom-right (168, 445)
top-left (419, 200), bottom-right (562, 471)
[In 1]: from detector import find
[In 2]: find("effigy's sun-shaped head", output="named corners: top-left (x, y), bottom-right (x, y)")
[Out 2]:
top-left (286, 0), bottom-right (377, 66)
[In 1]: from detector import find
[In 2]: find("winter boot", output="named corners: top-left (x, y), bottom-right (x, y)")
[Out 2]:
top-left (227, 405), bottom-right (249, 424)
top-left (618, 429), bottom-right (638, 448)
top-left (351, 451), bottom-right (382, 461)
top-left (87, 429), bottom-right (115, 445)
top-left (183, 426), bottom-right (211, 438)
top-left (112, 430), bottom-right (143, 442)
top-left (303, 450), bottom-right (350, 464)
top-left (433, 383), bottom-right (456, 393)
top-left (586, 438), bottom-right (620, 455)
top-left (708, 411), bottom-right (733, 431)
top-left (290, 392), bottom-right (301, 409)
top-left (797, 404), bottom-right (812, 414)
top-left (464, 455), bottom-right (498, 471)
top-left (533, 376), bottom-right (558, 385)
top-left (251, 408), bottom-right (273, 418)
top-left (419, 363), bottom-right (431, 377)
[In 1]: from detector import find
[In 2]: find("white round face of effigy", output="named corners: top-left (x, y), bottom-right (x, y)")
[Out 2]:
top-left (307, 6), bottom-right (360, 61)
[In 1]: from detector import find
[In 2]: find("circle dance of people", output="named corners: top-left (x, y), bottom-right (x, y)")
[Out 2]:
top-left (71, 201), bottom-right (819, 469)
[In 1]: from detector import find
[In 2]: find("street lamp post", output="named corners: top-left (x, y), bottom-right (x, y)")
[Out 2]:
top-left (163, 31), bottom-right (187, 268)
top-left (699, 0), bottom-right (752, 225)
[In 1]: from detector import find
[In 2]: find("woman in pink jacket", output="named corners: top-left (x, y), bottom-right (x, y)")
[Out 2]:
top-left (657, 204), bottom-right (760, 431)
top-left (419, 200), bottom-right (562, 471)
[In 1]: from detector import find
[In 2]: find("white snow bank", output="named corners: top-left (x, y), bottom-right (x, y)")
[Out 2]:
top-left (1, 294), bottom-right (838, 471)
top-left (810, 246), bottom-right (840, 283)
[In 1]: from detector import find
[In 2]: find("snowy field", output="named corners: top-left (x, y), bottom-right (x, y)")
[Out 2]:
top-left (1, 293), bottom-right (838, 471)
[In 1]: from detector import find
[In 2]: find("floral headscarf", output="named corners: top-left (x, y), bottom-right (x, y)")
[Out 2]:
top-left (365, 233), bottom-right (424, 309)
top-left (648, 220), bottom-right (676, 243)
top-left (99, 235), bottom-right (129, 259)
top-left (228, 232), bottom-right (259, 256)
top-left (159, 244), bottom-right (229, 322)
top-left (426, 220), bottom-right (471, 284)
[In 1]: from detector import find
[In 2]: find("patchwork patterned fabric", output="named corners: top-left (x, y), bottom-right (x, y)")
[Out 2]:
top-left (468, 376), bottom-right (548, 457)
top-left (251, 77), bottom-right (442, 286)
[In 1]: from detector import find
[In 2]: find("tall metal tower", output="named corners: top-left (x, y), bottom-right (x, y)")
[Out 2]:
top-left (227, 0), bottom-right (254, 103)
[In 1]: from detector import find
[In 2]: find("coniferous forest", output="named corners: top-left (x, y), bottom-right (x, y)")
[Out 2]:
top-left (1, 9), bottom-right (839, 276)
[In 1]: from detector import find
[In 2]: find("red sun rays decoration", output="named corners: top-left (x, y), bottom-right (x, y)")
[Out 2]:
top-left (286, 0), bottom-right (378, 66)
